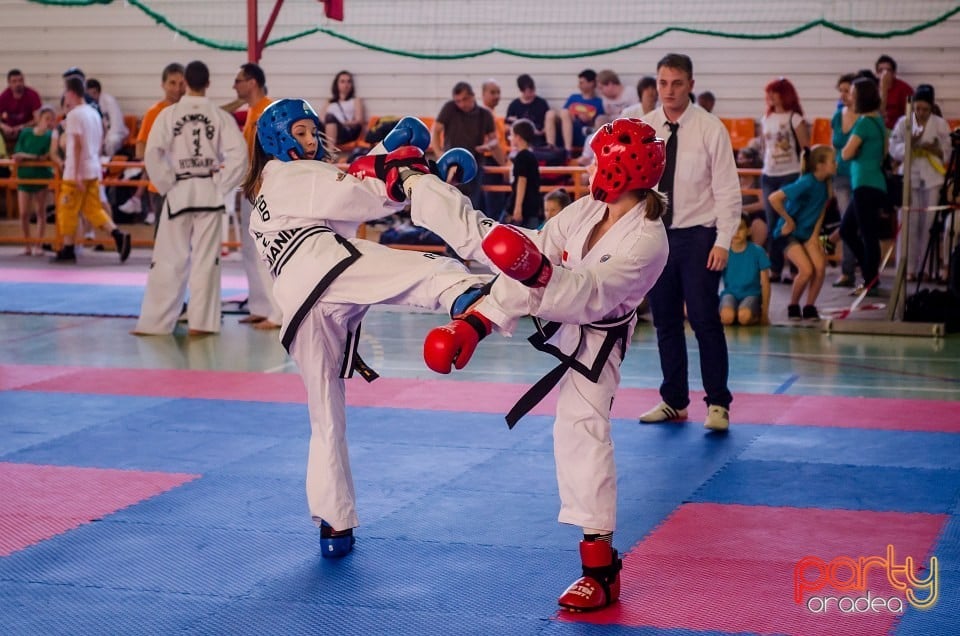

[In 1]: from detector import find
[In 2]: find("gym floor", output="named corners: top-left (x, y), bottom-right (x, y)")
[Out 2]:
top-left (1, 246), bottom-right (958, 635)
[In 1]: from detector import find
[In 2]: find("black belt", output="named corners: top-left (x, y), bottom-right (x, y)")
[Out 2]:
top-left (174, 171), bottom-right (215, 181)
top-left (340, 322), bottom-right (379, 383)
top-left (505, 310), bottom-right (636, 428)
top-left (280, 232), bottom-right (379, 382)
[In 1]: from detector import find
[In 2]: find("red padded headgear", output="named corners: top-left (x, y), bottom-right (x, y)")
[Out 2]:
top-left (590, 118), bottom-right (666, 203)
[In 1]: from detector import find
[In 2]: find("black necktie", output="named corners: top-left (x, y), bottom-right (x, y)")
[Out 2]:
top-left (659, 121), bottom-right (679, 228)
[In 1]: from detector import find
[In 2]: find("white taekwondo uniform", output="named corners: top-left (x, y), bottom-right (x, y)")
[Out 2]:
top-left (136, 95), bottom-right (247, 334)
top-left (250, 159), bottom-right (490, 531)
top-left (410, 174), bottom-right (669, 532)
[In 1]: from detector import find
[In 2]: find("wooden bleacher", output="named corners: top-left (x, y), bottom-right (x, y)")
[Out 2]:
top-left (1, 110), bottom-right (823, 255)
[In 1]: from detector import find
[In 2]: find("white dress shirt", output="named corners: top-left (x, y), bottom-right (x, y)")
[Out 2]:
top-left (642, 104), bottom-right (741, 249)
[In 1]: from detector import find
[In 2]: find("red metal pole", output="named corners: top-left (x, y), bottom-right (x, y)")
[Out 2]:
top-left (247, 0), bottom-right (259, 62)
top-left (258, 0), bottom-right (286, 58)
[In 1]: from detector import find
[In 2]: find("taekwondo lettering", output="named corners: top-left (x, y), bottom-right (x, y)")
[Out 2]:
top-left (173, 113), bottom-right (217, 171)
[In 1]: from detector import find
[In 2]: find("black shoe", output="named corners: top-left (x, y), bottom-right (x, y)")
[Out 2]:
top-left (802, 305), bottom-right (820, 321)
top-left (50, 246), bottom-right (77, 263)
top-left (781, 276), bottom-right (794, 285)
top-left (832, 275), bottom-right (854, 288)
top-left (115, 232), bottom-right (132, 263)
top-left (787, 304), bottom-right (802, 321)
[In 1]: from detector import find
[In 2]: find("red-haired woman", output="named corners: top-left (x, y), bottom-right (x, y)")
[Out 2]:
top-left (761, 77), bottom-right (810, 282)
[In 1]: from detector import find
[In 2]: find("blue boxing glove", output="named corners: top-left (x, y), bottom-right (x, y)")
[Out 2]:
top-left (382, 116), bottom-right (431, 153)
top-left (435, 147), bottom-right (478, 185)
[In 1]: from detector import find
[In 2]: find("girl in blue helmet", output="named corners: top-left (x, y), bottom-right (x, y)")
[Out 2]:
top-left (241, 98), bottom-right (491, 558)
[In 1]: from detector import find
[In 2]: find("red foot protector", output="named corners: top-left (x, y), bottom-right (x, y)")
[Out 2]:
top-left (0, 462), bottom-right (198, 556)
top-left (560, 503), bottom-right (946, 635)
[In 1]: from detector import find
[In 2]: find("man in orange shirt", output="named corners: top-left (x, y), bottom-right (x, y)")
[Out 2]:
top-left (118, 63), bottom-right (185, 223)
top-left (227, 63), bottom-right (282, 329)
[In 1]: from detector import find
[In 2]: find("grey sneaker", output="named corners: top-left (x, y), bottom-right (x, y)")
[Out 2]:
top-left (704, 405), bottom-right (730, 431)
top-left (639, 401), bottom-right (688, 423)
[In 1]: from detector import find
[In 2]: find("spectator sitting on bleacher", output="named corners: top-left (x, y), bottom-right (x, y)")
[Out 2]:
top-left (480, 78), bottom-right (507, 166)
top-left (481, 78), bottom-right (501, 113)
top-left (0, 69), bottom-right (42, 151)
top-left (505, 74), bottom-right (550, 147)
top-left (85, 78), bottom-right (128, 157)
top-left (480, 78), bottom-right (508, 216)
top-left (622, 76), bottom-right (658, 119)
top-left (431, 81), bottom-right (497, 215)
top-left (697, 91), bottom-right (716, 114)
top-left (323, 70), bottom-right (365, 147)
top-left (595, 69), bottom-right (636, 126)
top-left (547, 68), bottom-right (604, 158)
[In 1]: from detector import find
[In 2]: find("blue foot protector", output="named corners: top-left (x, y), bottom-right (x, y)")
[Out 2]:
top-left (319, 520), bottom-right (355, 558)
top-left (450, 279), bottom-right (495, 318)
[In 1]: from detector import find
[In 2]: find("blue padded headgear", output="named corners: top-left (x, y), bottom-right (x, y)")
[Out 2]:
top-left (257, 98), bottom-right (324, 161)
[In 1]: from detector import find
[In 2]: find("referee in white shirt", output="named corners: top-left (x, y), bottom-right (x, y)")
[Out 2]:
top-left (639, 53), bottom-right (741, 431)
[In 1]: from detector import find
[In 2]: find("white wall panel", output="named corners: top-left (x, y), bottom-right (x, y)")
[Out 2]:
top-left (1, 0), bottom-right (957, 125)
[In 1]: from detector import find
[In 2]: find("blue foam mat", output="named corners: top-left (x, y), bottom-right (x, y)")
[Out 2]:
top-left (691, 459), bottom-right (960, 513)
top-left (0, 392), bottom-right (167, 455)
top-left (4, 419), bottom-right (280, 472)
top-left (893, 568), bottom-right (960, 635)
top-left (0, 521), bottom-right (314, 596)
top-left (741, 426), bottom-right (960, 470)
top-left (130, 398), bottom-right (310, 438)
top-left (0, 582), bottom-right (227, 636)
top-left (0, 282), bottom-right (244, 317)
top-left (3, 391), bottom-right (959, 635)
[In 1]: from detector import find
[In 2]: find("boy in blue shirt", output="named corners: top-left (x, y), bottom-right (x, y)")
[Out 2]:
top-left (721, 214), bottom-right (771, 326)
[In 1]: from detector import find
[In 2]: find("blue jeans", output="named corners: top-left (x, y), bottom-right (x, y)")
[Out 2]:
top-left (648, 225), bottom-right (732, 409)
top-left (762, 172), bottom-right (799, 276)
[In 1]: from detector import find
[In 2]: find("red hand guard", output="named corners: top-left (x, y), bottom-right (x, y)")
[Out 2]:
top-left (481, 224), bottom-right (553, 288)
top-left (346, 146), bottom-right (430, 202)
top-left (423, 311), bottom-right (492, 374)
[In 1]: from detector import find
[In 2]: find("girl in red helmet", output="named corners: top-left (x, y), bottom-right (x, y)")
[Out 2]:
top-left (402, 117), bottom-right (670, 612)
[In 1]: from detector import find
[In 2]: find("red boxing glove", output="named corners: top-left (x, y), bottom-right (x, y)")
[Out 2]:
top-left (347, 146), bottom-right (430, 202)
top-left (481, 224), bottom-right (552, 288)
top-left (423, 311), bottom-right (492, 374)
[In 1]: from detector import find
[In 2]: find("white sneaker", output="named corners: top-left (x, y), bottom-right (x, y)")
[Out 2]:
top-left (144, 212), bottom-right (156, 225)
top-left (704, 405), bottom-right (730, 431)
top-left (639, 401), bottom-right (688, 423)
top-left (118, 196), bottom-right (142, 214)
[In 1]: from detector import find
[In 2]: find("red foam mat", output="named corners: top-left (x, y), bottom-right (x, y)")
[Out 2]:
top-left (3, 364), bottom-right (960, 433)
top-left (0, 462), bottom-right (198, 556)
top-left (563, 503), bottom-right (947, 635)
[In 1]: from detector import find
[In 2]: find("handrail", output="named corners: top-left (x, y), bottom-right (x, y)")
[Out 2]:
top-left (0, 158), bottom-right (151, 189)
top-left (1, 158), bottom-right (768, 250)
